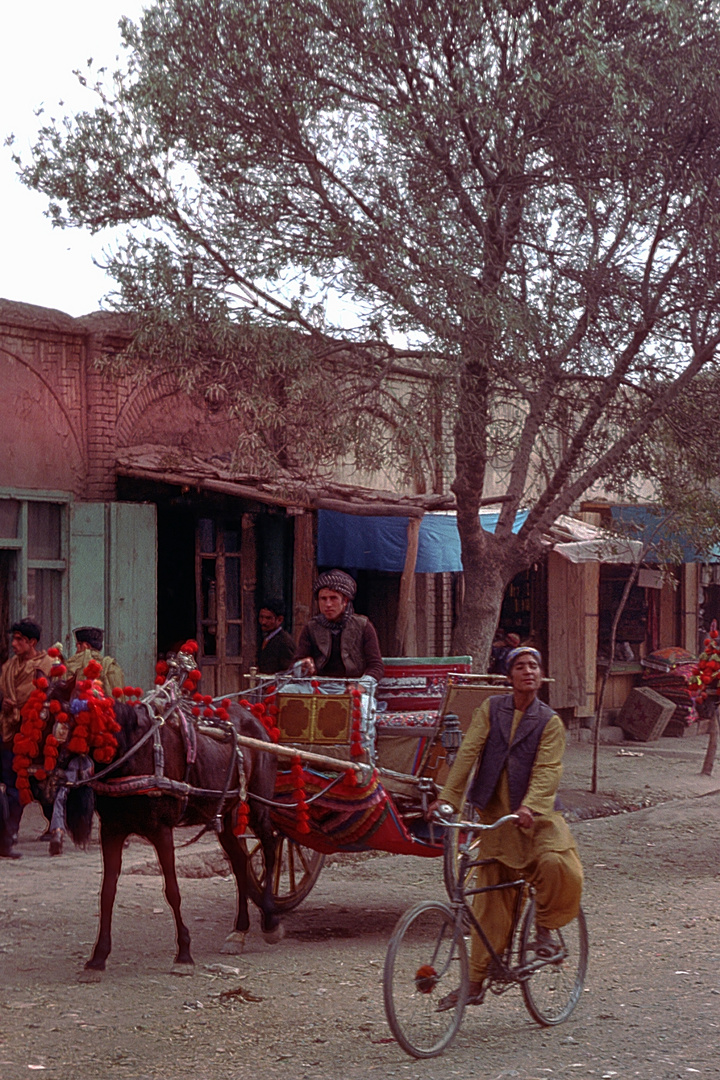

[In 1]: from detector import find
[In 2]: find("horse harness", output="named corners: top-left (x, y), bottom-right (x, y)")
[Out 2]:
top-left (68, 693), bottom-right (248, 834)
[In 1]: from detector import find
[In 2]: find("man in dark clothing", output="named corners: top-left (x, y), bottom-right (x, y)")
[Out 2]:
top-left (294, 570), bottom-right (384, 682)
top-left (257, 600), bottom-right (296, 674)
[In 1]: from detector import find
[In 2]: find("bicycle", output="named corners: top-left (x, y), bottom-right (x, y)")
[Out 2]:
top-left (383, 812), bottom-right (588, 1058)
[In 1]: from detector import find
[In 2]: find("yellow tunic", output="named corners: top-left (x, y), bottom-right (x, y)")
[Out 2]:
top-left (440, 695), bottom-right (583, 979)
top-left (440, 696), bottom-right (577, 866)
top-left (0, 651), bottom-right (53, 742)
top-left (66, 649), bottom-right (125, 697)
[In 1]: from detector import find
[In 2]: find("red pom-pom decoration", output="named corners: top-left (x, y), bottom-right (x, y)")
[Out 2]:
top-left (233, 801), bottom-right (251, 836)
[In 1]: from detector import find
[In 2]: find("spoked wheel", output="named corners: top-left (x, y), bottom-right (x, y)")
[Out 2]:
top-left (241, 828), bottom-right (325, 912)
top-left (519, 900), bottom-right (588, 1025)
top-left (383, 900), bottom-right (468, 1059)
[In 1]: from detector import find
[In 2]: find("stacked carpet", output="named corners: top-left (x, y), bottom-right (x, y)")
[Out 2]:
top-left (641, 647), bottom-right (698, 734)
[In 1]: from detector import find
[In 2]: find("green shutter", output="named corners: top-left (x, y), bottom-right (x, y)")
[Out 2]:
top-left (107, 503), bottom-right (157, 690)
top-left (68, 503), bottom-right (107, 656)
top-left (69, 502), bottom-right (157, 689)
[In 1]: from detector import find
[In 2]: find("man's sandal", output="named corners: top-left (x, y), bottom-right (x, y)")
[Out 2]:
top-left (534, 926), bottom-right (563, 960)
top-left (436, 982), bottom-right (486, 1012)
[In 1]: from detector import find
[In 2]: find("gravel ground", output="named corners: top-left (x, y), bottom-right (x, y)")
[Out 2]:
top-left (1, 738), bottom-right (719, 1080)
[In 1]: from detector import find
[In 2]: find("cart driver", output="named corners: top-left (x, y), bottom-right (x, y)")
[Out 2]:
top-left (294, 570), bottom-right (384, 683)
top-left (427, 646), bottom-right (583, 1010)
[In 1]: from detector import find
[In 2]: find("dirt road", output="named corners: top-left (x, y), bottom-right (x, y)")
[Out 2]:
top-left (1, 740), bottom-right (719, 1080)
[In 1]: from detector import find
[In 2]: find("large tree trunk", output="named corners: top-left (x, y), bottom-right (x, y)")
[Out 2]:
top-left (451, 525), bottom-right (516, 671)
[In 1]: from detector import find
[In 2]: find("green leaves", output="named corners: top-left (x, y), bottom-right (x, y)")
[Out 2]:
top-left (16, 0), bottom-right (720, 575)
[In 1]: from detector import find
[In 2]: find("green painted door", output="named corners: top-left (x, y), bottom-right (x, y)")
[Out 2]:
top-left (69, 502), bottom-right (157, 689)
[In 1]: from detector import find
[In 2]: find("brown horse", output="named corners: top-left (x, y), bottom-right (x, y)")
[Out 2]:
top-left (18, 677), bottom-right (282, 977)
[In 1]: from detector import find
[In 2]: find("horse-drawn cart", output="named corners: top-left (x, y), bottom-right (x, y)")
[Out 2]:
top-left (5, 644), bottom-right (510, 973)
top-left (238, 660), bottom-right (510, 911)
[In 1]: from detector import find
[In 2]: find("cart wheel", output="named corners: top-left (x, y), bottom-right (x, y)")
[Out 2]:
top-left (383, 900), bottom-right (468, 1059)
top-left (519, 898), bottom-right (588, 1025)
top-left (241, 828), bottom-right (325, 912)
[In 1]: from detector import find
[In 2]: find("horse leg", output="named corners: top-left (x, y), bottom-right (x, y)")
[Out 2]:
top-left (218, 816), bottom-right (283, 952)
top-left (82, 823), bottom-right (125, 978)
top-left (246, 806), bottom-right (284, 941)
top-left (150, 824), bottom-right (194, 973)
top-left (218, 819), bottom-right (251, 953)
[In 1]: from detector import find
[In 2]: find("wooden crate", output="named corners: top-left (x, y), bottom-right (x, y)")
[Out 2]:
top-left (617, 687), bottom-right (675, 742)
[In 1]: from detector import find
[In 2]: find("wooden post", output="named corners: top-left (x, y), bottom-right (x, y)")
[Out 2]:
top-left (293, 511), bottom-right (315, 642)
top-left (681, 563), bottom-right (700, 654)
top-left (701, 699), bottom-right (719, 777)
top-left (240, 513), bottom-right (257, 692)
top-left (394, 515), bottom-right (422, 655)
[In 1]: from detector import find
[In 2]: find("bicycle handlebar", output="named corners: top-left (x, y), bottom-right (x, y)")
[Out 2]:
top-left (431, 809), bottom-right (520, 831)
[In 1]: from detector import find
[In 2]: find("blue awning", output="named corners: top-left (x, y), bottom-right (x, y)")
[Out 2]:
top-left (317, 509), bottom-right (529, 573)
top-left (610, 506), bottom-right (720, 563)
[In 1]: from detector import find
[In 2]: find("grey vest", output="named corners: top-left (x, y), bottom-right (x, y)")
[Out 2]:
top-left (468, 694), bottom-right (554, 812)
top-left (305, 614), bottom-right (368, 678)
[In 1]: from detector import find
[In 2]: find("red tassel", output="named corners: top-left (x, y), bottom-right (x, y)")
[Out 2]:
top-left (234, 801), bottom-right (251, 836)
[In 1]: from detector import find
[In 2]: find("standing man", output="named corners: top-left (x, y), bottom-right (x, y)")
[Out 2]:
top-left (257, 600), bottom-right (296, 674)
top-left (428, 646), bottom-right (583, 1009)
top-left (0, 620), bottom-right (53, 858)
top-left (294, 570), bottom-right (384, 682)
top-left (66, 627), bottom-right (124, 696)
top-left (45, 627), bottom-right (123, 856)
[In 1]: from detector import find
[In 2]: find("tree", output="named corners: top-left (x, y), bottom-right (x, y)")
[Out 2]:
top-left (16, 0), bottom-right (720, 667)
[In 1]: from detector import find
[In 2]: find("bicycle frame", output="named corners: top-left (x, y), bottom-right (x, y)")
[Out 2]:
top-left (445, 815), bottom-right (567, 988)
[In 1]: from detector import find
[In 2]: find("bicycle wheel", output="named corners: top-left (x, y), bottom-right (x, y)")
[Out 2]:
top-left (519, 900), bottom-right (588, 1026)
top-left (383, 900), bottom-right (468, 1059)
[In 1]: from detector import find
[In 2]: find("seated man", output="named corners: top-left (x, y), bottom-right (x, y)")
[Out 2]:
top-left (294, 570), bottom-right (384, 682)
top-left (257, 600), bottom-right (296, 674)
top-left (0, 619), bottom-right (53, 858)
top-left (428, 646), bottom-right (583, 1008)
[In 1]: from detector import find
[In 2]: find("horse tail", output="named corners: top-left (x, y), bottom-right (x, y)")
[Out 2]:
top-left (66, 785), bottom-right (95, 848)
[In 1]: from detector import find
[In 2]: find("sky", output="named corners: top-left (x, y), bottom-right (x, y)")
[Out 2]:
top-left (1, 1), bottom-right (147, 317)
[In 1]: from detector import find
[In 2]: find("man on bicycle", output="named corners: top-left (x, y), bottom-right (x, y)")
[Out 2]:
top-left (428, 646), bottom-right (583, 1009)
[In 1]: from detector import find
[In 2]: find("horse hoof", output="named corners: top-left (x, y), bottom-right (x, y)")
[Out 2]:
top-left (171, 962), bottom-right (195, 977)
top-left (78, 968), bottom-right (103, 984)
top-left (221, 931), bottom-right (247, 955)
top-left (261, 923), bottom-right (285, 945)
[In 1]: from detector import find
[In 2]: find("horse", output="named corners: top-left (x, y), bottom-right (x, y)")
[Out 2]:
top-left (9, 655), bottom-right (283, 978)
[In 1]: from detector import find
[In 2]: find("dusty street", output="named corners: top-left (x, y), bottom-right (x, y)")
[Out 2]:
top-left (1, 738), bottom-right (719, 1080)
